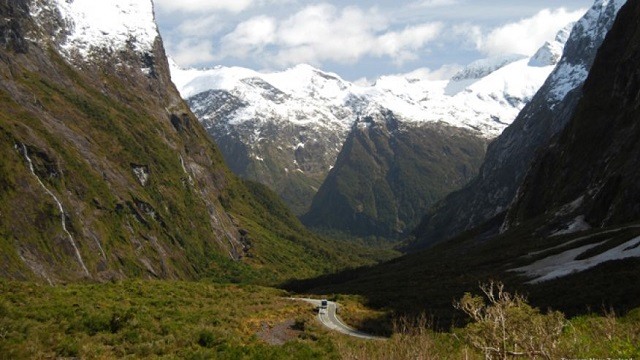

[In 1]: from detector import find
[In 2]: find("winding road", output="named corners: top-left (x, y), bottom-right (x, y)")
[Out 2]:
top-left (293, 298), bottom-right (385, 340)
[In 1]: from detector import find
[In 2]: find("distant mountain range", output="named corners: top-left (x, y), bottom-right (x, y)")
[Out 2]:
top-left (171, 28), bottom-right (569, 238)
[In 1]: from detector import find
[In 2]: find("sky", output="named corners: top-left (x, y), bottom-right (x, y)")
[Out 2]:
top-left (154, 0), bottom-right (594, 82)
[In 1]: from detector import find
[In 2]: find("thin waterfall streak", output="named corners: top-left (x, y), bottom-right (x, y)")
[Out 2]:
top-left (20, 144), bottom-right (90, 277)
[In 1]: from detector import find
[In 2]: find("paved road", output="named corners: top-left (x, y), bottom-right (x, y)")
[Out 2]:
top-left (293, 298), bottom-right (385, 340)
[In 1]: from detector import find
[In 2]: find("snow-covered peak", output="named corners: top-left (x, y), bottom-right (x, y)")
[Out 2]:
top-left (576, 0), bottom-right (626, 43)
top-left (263, 64), bottom-right (352, 101)
top-left (445, 54), bottom-right (527, 96)
top-left (529, 24), bottom-right (573, 67)
top-left (32, 0), bottom-right (159, 61)
top-left (171, 18), bottom-right (576, 138)
top-left (170, 63), bottom-right (261, 98)
top-left (450, 54), bottom-right (527, 82)
top-left (545, 0), bottom-right (626, 106)
top-left (554, 22), bottom-right (574, 44)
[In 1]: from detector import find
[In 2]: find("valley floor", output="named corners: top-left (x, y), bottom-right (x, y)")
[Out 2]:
top-left (1, 280), bottom-right (639, 359)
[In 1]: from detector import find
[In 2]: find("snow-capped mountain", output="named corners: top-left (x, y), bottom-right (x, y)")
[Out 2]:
top-left (30, 0), bottom-right (158, 62)
top-left (171, 27), bottom-right (568, 216)
top-left (411, 0), bottom-right (626, 249)
top-left (172, 63), bottom-right (360, 214)
top-left (173, 37), bottom-right (564, 139)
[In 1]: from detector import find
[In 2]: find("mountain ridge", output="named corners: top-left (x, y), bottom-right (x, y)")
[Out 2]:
top-left (410, 0), bottom-right (626, 249)
top-left (171, 27), bottom-right (569, 220)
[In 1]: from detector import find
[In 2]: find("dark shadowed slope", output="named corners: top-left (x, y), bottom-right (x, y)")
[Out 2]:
top-left (410, 0), bottom-right (625, 250)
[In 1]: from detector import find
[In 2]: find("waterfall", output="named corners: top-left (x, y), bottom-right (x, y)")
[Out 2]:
top-left (20, 144), bottom-right (90, 277)
top-left (90, 233), bottom-right (107, 261)
top-left (179, 155), bottom-right (194, 185)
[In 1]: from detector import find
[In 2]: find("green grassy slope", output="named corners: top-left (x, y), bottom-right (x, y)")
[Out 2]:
top-left (0, 3), bottom-right (387, 285)
top-left (302, 115), bottom-right (487, 240)
top-left (1, 279), bottom-right (639, 359)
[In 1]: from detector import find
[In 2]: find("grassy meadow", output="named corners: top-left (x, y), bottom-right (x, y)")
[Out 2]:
top-left (1, 279), bottom-right (639, 359)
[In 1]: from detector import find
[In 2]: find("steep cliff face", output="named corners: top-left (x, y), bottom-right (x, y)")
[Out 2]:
top-left (505, 0), bottom-right (640, 232)
top-left (0, 0), bottom-right (360, 284)
top-left (411, 0), bottom-right (625, 249)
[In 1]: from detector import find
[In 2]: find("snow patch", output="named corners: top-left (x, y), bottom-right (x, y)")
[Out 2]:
top-left (513, 236), bottom-right (640, 283)
top-left (551, 215), bottom-right (592, 236)
top-left (547, 63), bottom-right (589, 105)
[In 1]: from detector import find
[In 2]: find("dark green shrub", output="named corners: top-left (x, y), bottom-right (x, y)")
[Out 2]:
top-left (198, 330), bottom-right (217, 348)
top-left (110, 310), bottom-right (134, 333)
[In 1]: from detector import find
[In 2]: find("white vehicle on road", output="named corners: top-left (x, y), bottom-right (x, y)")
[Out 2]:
top-left (319, 299), bottom-right (328, 314)
top-left (293, 298), bottom-right (385, 340)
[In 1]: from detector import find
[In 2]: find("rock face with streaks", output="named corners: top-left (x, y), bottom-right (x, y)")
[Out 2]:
top-left (410, 0), bottom-right (626, 249)
top-left (505, 0), bottom-right (640, 231)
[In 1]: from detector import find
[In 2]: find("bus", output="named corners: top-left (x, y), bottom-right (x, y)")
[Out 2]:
top-left (319, 299), bottom-right (328, 314)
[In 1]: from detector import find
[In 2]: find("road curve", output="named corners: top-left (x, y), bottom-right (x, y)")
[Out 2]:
top-left (292, 298), bottom-right (385, 340)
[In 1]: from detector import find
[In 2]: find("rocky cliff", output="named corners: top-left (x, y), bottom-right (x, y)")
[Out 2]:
top-left (505, 0), bottom-right (640, 232)
top-left (411, 0), bottom-right (625, 249)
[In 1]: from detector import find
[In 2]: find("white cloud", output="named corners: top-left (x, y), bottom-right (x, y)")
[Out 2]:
top-left (451, 23), bottom-right (483, 49)
top-left (477, 8), bottom-right (585, 56)
top-left (153, 0), bottom-right (254, 13)
top-left (176, 15), bottom-right (224, 37)
top-left (389, 63), bottom-right (463, 81)
top-left (410, 0), bottom-right (459, 8)
top-left (220, 16), bottom-right (277, 58)
top-left (158, 1), bottom-right (590, 77)
top-left (375, 23), bottom-right (442, 63)
top-left (171, 39), bottom-right (216, 65)
top-left (272, 4), bottom-right (387, 65)
top-left (217, 4), bottom-right (442, 67)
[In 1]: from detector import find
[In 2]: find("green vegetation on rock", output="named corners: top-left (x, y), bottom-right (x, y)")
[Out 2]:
top-left (302, 114), bottom-right (487, 240)
top-left (0, 3), bottom-right (387, 285)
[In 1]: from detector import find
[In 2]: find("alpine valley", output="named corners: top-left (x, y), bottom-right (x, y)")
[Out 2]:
top-left (3, 0), bottom-right (640, 359)
top-left (171, 25), bottom-right (570, 239)
top-left (288, 0), bottom-right (640, 332)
